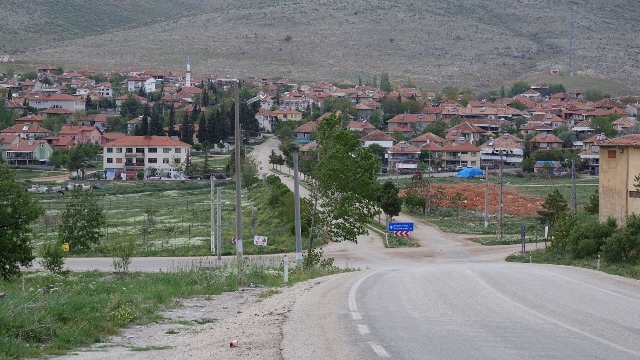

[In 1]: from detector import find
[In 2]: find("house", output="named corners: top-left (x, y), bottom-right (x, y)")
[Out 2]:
top-left (37, 65), bottom-right (57, 77)
top-left (572, 120), bottom-right (595, 135)
top-left (293, 121), bottom-right (318, 143)
top-left (387, 113), bottom-right (435, 136)
top-left (410, 132), bottom-right (446, 148)
top-left (127, 76), bottom-right (156, 93)
top-left (361, 129), bottom-right (395, 149)
top-left (40, 108), bottom-right (73, 123)
top-left (479, 134), bottom-right (524, 167)
top-left (4, 99), bottom-right (27, 115)
top-left (580, 133), bottom-right (607, 174)
top-left (598, 134), bottom-right (640, 224)
top-left (441, 137), bottom-right (481, 169)
top-left (0, 134), bottom-right (20, 148)
top-left (613, 117), bottom-right (636, 133)
top-left (272, 108), bottom-right (303, 121)
top-left (387, 141), bottom-right (421, 174)
top-left (0, 124), bottom-right (50, 139)
top-left (444, 122), bottom-right (491, 144)
top-left (15, 113), bottom-right (45, 127)
top-left (533, 161), bottom-right (562, 175)
top-left (92, 82), bottom-right (113, 97)
top-left (529, 132), bottom-right (563, 151)
top-left (78, 113), bottom-right (109, 131)
top-left (58, 126), bottom-right (102, 146)
top-left (347, 120), bottom-right (377, 135)
top-left (43, 136), bottom-right (74, 150)
top-left (255, 108), bottom-right (278, 132)
top-left (1, 139), bottom-right (53, 166)
top-left (26, 93), bottom-right (86, 112)
top-left (102, 135), bottom-right (191, 180)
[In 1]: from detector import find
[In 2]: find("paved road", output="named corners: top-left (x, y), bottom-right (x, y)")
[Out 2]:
top-left (254, 136), bottom-right (640, 360)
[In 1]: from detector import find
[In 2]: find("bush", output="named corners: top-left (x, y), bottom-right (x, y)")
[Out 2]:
top-left (38, 240), bottom-right (66, 274)
top-left (111, 237), bottom-right (137, 276)
top-left (602, 214), bottom-right (640, 264)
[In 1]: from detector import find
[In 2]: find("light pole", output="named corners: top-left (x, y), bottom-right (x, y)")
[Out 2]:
top-left (233, 80), bottom-right (243, 261)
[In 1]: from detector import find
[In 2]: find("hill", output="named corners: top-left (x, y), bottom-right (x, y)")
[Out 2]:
top-left (2, 0), bottom-right (639, 92)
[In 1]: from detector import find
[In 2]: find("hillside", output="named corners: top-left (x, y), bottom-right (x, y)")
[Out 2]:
top-left (3, 0), bottom-right (639, 91)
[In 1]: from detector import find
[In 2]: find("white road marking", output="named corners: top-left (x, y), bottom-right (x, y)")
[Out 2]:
top-left (468, 270), bottom-right (640, 358)
top-left (369, 342), bottom-right (390, 357)
top-left (351, 312), bottom-right (362, 320)
top-left (358, 324), bottom-right (370, 335)
top-left (540, 269), bottom-right (640, 305)
top-left (348, 271), bottom-right (379, 312)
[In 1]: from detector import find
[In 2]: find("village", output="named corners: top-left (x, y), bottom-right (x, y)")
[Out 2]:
top-left (1, 61), bottom-right (640, 225)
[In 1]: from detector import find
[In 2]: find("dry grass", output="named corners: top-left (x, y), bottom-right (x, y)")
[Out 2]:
top-left (2, 0), bottom-right (639, 92)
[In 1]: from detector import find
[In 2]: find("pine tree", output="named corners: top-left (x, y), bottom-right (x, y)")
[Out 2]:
top-left (197, 112), bottom-right (207, 143)
top-left (201, 88), bottom-right (210, 107)
top-left (136, 104), bottom-right (150, 136)
top-left (167, 103), bottom-right (177, 137)
top-left (180, 111), bottom-right (194, 144)
top-left (206, 110), bottom-right (216, 144)
top-left (148, 104), bottom-right (165, 136)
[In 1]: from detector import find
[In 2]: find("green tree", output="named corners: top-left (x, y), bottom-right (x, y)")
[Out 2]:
top-left (422, 118), bottom-right (447, 138)
top-left (591, 115), bottom-right (616, 137)
top-left (602, 214), bottom-right (640, 264)
top-left (148, 104), bottom-right (165, 136)
top-left (167, 103), bottom-right (178, 137)
top-left (22, 70), bottom-right (38, 80)
top-left (180, 111), bottom-right (195, 145)
top-left (0, 164), bottom-right (44, 279)
top-left (379, 73), bottom-right (392, 92)
top-left (49, 149), bottom-right (70, 169)
top-left (58, 190), bottom-right (106, 255)
top-left (537, 189), bottom-right (569, 235)
top-left (42, 114), bottom-right (65, 134)
top-left (105, 116), bottom-right (128, 133)
top-left (499, 84), bottom-right (506, 98)
top-left (584, 189), bottom-right (599, 215)
top-left (378, 181), bottom-right (402, 224)
top-left (366, 143), bottom-right (386, 160)
top-left (442, 86), bottom-right (459, 101)
top-left (509, 100), bottom-right (526, 111)
top-left (449, 115), bottom-right (463, 127)
top-left (119, 93), bottom-right (141, 118)
top-left (584, 89), bottom-right (605, 102)
top-left (509, 81), bottom-right (530, 97)
top-left (404, 194), bottom-right (426, 215)
top-left (307, 113), bottom-right (380, 249)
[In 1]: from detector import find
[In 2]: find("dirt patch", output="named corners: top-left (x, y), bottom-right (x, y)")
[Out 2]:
top-left (402, 183), bottom-right (544, 216)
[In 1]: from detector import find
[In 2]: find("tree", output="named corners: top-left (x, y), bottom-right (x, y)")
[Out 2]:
top-left (0, 164), bottom-right (44, 279)
top-left (105, 116), bottom-right (128, 133)
top-left (602, 214), bottom-right (640, 264)
top-left (591, 115), bottom-right (616, 137)
top-left (584, 89), bottom-right (605, 102)
top-left (537, 189), bottom-right (569, 235)
top-left (120, 94), bottom-right (141, 118)
top-left (509, 100), bottom-right (526, 111)
top-left (42, 114), bottom-right (65, 134)
top-left (58, 190), bottom-right (105, 254)
top-left (449, 115), bottom-right (463, 127)
top-left (509, 81), bottom-right (530, 97)
top-left (379, 73), bottom-right (392, 92)
top-left (307, 113), bottom-right (380, 249)
top-left (167, 103), bottom-right (178, 137)
top-left (442, 86), bottom-right (459, 101)
top-left (403, 194), bottom-right (426, 215)
top-left (422, 118), bottom-right (447, 138)
top-left (584, 189), bottom-right (599, 215)
top-left (180, 111), bottom-right (194, 145)
top-left (499, 85), bottom-right (506, 98)
top-left (148, 104), bottom-right (165, 136)
top-left (378, 181), bottom-right (402, 224)
top-left (366, 143), bottom-right (386, 160)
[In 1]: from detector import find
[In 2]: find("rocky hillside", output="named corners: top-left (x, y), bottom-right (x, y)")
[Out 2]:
top-left (3, 0), bottom-right (639, 89)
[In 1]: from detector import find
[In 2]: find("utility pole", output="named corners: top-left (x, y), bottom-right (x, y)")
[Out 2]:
top-left (210, 176), bottom-right (215, 255)
top-left (571, 160), bottom-right (577, 213)
top-left (233, 80), bottom-right (243, 260)
top-left (498, 151), bottom-right (504, 240)
top-left (484, 165), bottom-right (489, 228)
top-left (217, 188), bottom-right (221, 261)
top-left (293, 152), bottom-right (303, 266)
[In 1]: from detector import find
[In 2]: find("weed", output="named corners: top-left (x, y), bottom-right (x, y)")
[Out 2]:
top-left (130, 345), bottom-right (173, 351)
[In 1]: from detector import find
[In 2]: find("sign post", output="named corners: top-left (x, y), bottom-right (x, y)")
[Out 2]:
top-left (388, 222), bottom-right (414, 237)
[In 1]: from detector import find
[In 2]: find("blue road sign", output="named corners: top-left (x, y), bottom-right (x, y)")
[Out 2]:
top-left (388, 222), bottom-right (414, 232)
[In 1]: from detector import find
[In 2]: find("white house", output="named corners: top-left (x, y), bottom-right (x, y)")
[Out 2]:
top-left (127, 76), bottom-right (156, 93)
top-left (26, 93), bottom-right (86, 112)
top-left (102, 136), bottom-right (190, 180)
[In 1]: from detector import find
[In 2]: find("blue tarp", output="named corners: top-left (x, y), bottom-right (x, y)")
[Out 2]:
top-left (456, 167), bottom-right (484, 178)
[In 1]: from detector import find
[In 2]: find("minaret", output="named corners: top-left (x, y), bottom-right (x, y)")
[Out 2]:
top-left (186, 56), bottom-right (191, 87)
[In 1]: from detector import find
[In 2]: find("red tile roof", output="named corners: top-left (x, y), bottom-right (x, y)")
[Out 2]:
top-left (3, 139), bottom-right (48, 151)
top-left (105, 136), bottom-right (190, 147)
top-left (361, 129), bottom-right (395, 142)
top-left (0, 124), bottom-right (50, 134)
top-left (441, 141), bottom-right (480, 152)
top-left (599, 134), bottom-right (640, 147)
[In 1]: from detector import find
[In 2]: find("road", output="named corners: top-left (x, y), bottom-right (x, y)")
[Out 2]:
top-left (50, 136), bottom-right (640, 359)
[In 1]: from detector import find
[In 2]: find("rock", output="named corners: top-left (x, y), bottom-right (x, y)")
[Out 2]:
top-left (0, 292), bottom-right (5, 299)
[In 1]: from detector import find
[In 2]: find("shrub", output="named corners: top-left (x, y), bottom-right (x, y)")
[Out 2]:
top-left (38, 240), bottom-right (66, 274)
top-left (111, 237), bottom-right (137, 276)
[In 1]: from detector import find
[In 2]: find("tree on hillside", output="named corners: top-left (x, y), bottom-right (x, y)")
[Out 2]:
top-left (509, 100), bottom-right (526, 111)
top-left (306, 113), bottom-right (380, 249)
top-left (422, 118), bottom-right (447, 138)
top-left (591, 115), bottom-right (616, 137)
top-left (134, 104), bottom-right (149, 136)
top-left (167, 103), bottom-right (178, 137)
top-left (58, 190), bottom-right (105, 255)
top-left (379, 73), bottom-right (392, 92)
top-left (197, 112), bottom-right (207, 144)
top-left (442, 86), bottom-right (459, 102)
top-left (509, 81), bottom-right (530, 97)
top-left (537, 189), bottom-right (569, 236)
top-left (180, 111), bottom-right (194, 145)
top-left (0, 163), bottom-right (44, 279)
top-left (148, 104), bottom-right (165, 136)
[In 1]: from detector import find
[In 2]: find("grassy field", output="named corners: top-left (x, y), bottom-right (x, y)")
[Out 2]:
top-left (2, 0), bottom-right (638, 92)
top-left (0, 262), bottom-right (346, 359)
top-left (30, 178), bottom-right (321, 257)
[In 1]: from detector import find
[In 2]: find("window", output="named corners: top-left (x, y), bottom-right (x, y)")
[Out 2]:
top-left (163, 148), bottom-right (170, 153)
top-left (608, 150), bottom-right (617, 158)
top-left (107, 148), bottom-right (113, 153)
top-left (148, 158), bottom-right (157, 164)
top-left (163, 158), bottom-right (169, 164)
top-left (116, 148), bottom-right (122, 153)
top-left (126, 148), bottom-right (133, 153)
top-left (471, 152), bottom-right (477, 157)
top-left (148, 148), bottom-right (158, 153)
top-left (175, 148), bottom-right (181, 153)
top-left (471, 161), bottom-right (477, 166)
top-left (107, 158), bottom-right (113, 163)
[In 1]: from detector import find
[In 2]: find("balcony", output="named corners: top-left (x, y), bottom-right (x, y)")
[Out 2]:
top-left (125, 152), bottom-right (144, 157)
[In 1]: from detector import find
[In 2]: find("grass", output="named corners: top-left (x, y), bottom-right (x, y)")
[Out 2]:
top-left (0, 261), bottom-right (347, 359)
top-left (257, 289), bottom-right (281, 300)
top-left (130, 345), bottom-right (173, 351)
top-left (506, 250), bottom-right (640, 280)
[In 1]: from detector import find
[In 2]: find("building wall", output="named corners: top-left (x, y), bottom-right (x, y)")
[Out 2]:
top-left (599, 146), bottom-right (640, 224)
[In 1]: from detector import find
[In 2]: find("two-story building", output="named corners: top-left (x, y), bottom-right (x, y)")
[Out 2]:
top-left (441, 138), bottom-right (481, 169)
top-left (26, 93), bottom-right (86, 112)
top-left (479, 134), bottom-right (524, 167)
top-left (102, 135), bottom-right (191, 180)
top-left (127, 76), bottom-right (156, 93)
top-left (1, 139), bottom-right (53, 166)
top-left (58, 126), bottom-right (103, 146)
top-left (387, 141), bottom-right (421, 174)
top-left (529, 132), bottom-right (563, 151)
top-left (0, 124), bottom-right (51, 140)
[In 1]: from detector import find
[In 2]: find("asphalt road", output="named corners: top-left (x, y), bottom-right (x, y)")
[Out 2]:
top-left (41, 136), bottom-right (640, 359)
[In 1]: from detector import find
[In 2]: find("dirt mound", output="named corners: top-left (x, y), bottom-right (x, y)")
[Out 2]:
top-left (401, 183), bottom-right (544, 216)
